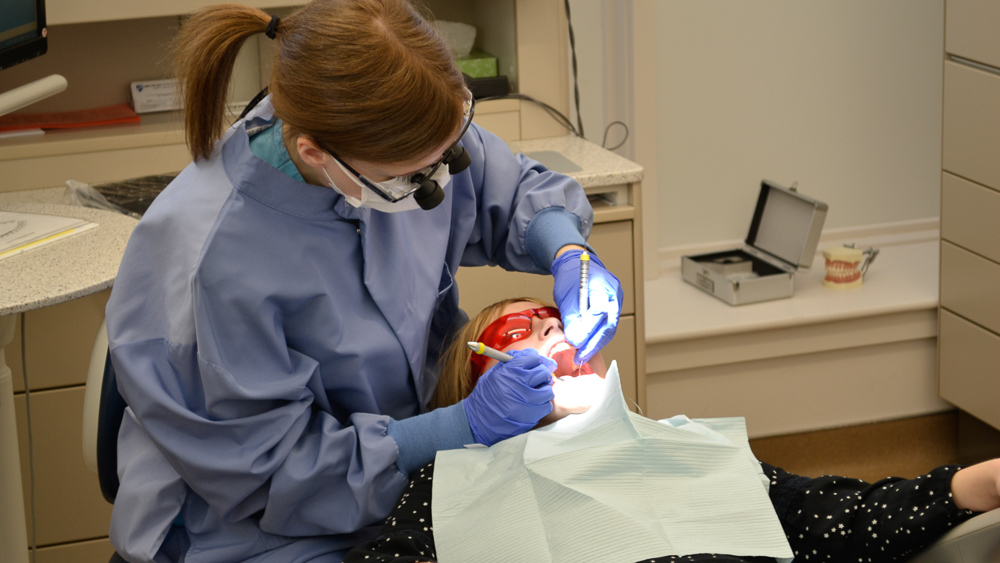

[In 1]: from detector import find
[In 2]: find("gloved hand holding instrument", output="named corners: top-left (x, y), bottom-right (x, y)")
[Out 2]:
top-left (551, 249), bottom-right (624, 364)
top-left (463, 349), bottom-right (557, 446)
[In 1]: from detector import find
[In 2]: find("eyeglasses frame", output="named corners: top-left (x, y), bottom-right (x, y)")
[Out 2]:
top-left (469, 306), bottom-right (562, 381)
top-left (319, 97), bottom-right (476, 204)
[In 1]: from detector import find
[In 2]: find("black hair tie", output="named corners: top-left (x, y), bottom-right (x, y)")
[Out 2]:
top-left (264, 15), bottom-right (280, 40)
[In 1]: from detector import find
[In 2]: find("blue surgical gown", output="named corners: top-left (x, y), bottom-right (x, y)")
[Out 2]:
top-left (105, 97), bottom-right (593, 562)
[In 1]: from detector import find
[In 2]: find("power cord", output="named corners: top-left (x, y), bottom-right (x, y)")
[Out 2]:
top-left (602, 121), bottom-right (629, 152)
top-left (564, 0), bottom-right (585, 139)
top-left (20, 314), bottom-right (37, 563)
top-left (480, 2), bottom-right (630, 153)
top-left (478, 93), bottom-right (630, 153)
top-left (479, 93), bottom-right (580, 137)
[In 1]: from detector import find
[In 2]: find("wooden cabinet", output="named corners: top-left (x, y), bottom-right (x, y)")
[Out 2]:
top-left (32, 538), bottom-right (117, 563)
top-left (942, 62), bottom-right (1000, 190)
top-left (15, 387), bottom-right (114, 545)
top-left (940, 311), bottom-right (1000, 430)
top-left (945, 0), bottom-right (1000, 69)
top-left (939, 0), bottom-right (1000, 431)
top-left (4, 291), bottom-right (113, 555)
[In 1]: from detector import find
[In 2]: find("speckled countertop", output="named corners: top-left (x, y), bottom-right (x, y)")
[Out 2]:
top-left (508, 135), bottom-right (643, 188)
top-left (0, 136), bottom-right (637, 314)
top-left (0, 188), bottom-right (137, 315)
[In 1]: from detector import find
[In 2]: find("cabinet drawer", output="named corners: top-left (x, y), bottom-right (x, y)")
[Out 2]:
top-left (34, 537), bottom-right (116, 563)
top-left (946, 0), bottom-right (1000, 68)
top-left (943, 61), bottom-right (1000, 191)
top-left (940, 241), bottom-right (1000, 335)
top-left (942, 172), bottom-right (1000, 263)
top-left (13, 290), bottom-right (109, 393)
top-left (597, 315), bottom-right (636, 410)
top-left (15, 386), bottom-right (113, 546)
top-left (0, 144), bottom-right (192, 192)
top-left (939, 309), bottom-right (1000, 430)
top-left (456, 220), bottom-right (635, 317)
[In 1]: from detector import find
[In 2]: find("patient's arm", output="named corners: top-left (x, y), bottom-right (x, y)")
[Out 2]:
top-left (766, 462), bottom-right (978, 562)
top-left (951, 457), bottom-right (1000, 513)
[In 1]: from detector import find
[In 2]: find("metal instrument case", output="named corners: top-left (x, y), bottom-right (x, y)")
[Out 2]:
top-left (681, 181), bottom-right (828, 306)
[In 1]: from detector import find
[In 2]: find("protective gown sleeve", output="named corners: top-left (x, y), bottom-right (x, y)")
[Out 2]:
top-left (113, 269), bottom-right (410, 538)
top-left (456, 123), bottom-right (594, 274)
top-left (387, 401), bottom-right (474, 476)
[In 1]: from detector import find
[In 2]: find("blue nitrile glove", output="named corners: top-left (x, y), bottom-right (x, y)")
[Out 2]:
top-left (551, 249), bottom-right (624, 364)
top-left (463, 349), bottom-right (556, 446)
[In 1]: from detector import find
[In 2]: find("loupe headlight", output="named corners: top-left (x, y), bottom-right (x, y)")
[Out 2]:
top-left (410, 148), bottom-right (469, 210)
top-left (443, 143), bottom-right (472, 174)
top-left (410, 100), bottom-right (475, 210)
top-left (412, 171), bottom-right (446, 210)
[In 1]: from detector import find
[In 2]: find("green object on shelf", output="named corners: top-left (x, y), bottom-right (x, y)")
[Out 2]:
top-left (455, 49), bottom-right (497, 78)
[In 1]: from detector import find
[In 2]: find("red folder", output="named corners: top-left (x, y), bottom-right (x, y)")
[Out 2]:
top-left (0, 103), bottom-right (142, 132)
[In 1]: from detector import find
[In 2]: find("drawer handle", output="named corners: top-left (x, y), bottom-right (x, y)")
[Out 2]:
top-left (949, 55), bottom-right (1000, 77)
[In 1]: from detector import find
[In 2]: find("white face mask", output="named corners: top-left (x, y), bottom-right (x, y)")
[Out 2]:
top-left (321, 164), bottom-right (452, 213)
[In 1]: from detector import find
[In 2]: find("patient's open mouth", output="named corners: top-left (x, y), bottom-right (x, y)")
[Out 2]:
top-left (547, 341), bottom-right (595, 378)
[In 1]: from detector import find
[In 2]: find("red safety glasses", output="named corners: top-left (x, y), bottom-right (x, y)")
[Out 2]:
top-left (470, 307), bottom-right (561, 380)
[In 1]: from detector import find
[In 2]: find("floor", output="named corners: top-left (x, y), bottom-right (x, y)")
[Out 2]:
top-left (748, 410), bottom-right (1000, 484)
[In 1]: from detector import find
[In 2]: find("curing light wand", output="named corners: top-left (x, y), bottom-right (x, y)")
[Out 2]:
top-left (467, 341), bottom-right (513, 363)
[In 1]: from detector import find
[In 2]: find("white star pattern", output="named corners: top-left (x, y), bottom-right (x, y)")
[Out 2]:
top-left (343, 462), bottom-right (974, 563)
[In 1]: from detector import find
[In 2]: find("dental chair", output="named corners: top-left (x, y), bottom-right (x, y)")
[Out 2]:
top-left (81, 319), bottom-right (128, 563)
top-left (909, 506), bottom-right (1000, 562)
top-left (82, 320), bottom-right (1000, 563)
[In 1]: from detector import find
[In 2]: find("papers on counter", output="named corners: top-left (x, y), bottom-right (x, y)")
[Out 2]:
top-left (0, 210), bottom-right (98, 261)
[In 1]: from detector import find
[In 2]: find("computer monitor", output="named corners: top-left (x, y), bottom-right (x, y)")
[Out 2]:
top-left (0, 0), bottom-right (48, 71)
top-left (0, 0), bottom-right (67, 118)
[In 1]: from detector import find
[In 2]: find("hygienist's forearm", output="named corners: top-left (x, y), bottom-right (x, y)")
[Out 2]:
top-left (951, 458), bottom-right (1000, 512)
top-left (524, 206), bottom-right (588, 269)
top-left (386, 402), bottom-right (475, 475)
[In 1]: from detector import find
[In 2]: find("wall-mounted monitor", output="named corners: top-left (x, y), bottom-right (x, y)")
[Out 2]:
top-left (0, 0), bottom-right (48, 71)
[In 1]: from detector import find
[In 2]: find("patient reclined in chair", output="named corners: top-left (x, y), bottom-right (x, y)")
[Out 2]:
top-left (342, 298), bottom-right (1000, 563)
top-left (345, 365), bottom-right (1000, 563)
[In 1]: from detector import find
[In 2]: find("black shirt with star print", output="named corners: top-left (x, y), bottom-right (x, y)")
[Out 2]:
top-left (345, 461), bottom-right (976, 563)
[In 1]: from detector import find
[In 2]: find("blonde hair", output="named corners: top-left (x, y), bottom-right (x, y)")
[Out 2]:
top-left (431, 297), bottom-right (552, 410)
top-left (173, 0), bottom-right (467, 161)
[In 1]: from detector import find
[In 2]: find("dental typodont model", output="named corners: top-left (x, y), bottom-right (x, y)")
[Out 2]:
top-left (822, 244), bottom-right (879, 288)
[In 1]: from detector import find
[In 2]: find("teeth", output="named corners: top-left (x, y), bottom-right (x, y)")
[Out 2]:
top-left (824, 259), bottom-right (861, 283)
top-left (548, 341), bottom-right (572, 357)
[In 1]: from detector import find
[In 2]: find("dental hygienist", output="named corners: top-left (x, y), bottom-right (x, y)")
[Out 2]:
top-left (104, 1), bottom-right (622, 562)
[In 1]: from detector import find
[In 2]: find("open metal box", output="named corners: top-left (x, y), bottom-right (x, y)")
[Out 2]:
top-left (681, 181), bottom-right (828, 306)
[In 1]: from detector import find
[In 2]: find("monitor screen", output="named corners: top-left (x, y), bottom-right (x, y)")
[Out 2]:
top-left (0, 0), bottom-right (47, 71)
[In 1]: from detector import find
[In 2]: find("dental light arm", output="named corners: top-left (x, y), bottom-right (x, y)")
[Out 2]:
top-left (0, 74), bottom-right (67, 117)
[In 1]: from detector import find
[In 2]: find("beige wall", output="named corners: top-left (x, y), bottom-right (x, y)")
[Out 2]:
top-left (0, 17), bottom-right (263, 115)
top-left (576, 1), bottom-right (946, 254)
